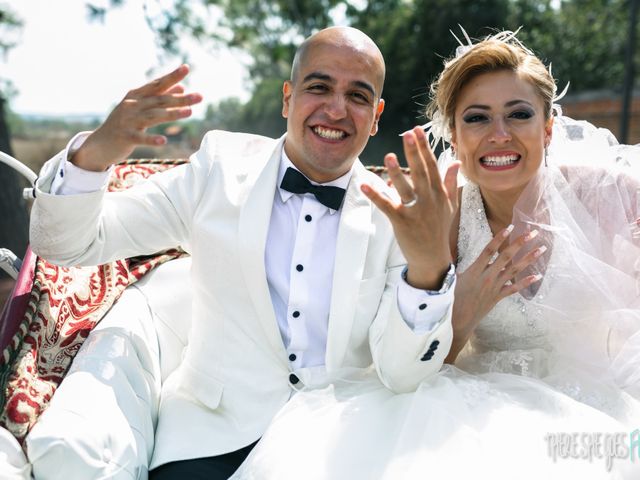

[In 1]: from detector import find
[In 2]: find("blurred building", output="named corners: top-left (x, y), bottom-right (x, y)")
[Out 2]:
top-left (562, 90), bottom-right (640, 144)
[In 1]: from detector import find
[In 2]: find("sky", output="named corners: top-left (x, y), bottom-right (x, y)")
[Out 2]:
top-left (2, 0), bottom-right (251, 119)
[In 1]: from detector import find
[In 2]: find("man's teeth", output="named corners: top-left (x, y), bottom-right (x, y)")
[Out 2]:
top-left (313, 126), bottom-right (346, 140)
top-left (481, 154), bottom-right (520, 166)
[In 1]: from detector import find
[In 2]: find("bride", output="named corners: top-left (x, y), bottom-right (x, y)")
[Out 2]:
top-left (231, 31), bottom-right (640, 479)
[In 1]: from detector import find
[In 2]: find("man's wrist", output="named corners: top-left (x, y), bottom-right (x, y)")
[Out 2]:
top-left (403, 263), bottom-right (455, 293)
top-left (70, 144), bottom-right (111, 172)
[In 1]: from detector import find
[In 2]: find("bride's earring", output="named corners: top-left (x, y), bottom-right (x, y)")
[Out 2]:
top-left (544, 147), bottom-right (548, 167)
top-left (544, 135), bottom-right (551, 167)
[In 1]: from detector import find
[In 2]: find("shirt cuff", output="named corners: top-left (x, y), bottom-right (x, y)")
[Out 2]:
top-left (397, 266), bottom-right (456, 334)
top-left (50, 131), bottom-right (112, 195)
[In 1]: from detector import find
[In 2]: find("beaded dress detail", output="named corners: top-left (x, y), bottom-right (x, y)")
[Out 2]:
top-left (456, 182), bottom-right (552, 377)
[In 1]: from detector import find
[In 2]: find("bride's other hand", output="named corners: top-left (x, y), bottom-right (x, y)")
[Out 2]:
top-left (445, 226), bottom-right (545, 363)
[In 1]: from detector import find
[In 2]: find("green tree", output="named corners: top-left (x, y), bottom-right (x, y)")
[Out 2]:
top-left (15, 0), bottom-right (639, 169)
top-left (552, 0), bottom-right (628, 91)
top-left (508, 0), bottom-right (629, 93)
top-left (200, 97), bottom-right (245, 134)
top-left (0, 4), bottom-right (28, 261)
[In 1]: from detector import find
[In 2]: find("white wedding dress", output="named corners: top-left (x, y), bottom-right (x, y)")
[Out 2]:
top-left (232, 161), bottom-right (640, 479)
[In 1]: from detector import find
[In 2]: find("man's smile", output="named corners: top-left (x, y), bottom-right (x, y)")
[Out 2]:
top-left (311, 125), bottom-right (348, 141)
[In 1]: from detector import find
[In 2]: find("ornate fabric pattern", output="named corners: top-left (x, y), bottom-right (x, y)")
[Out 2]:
top-left (0, 160), bottom-right (187, 443)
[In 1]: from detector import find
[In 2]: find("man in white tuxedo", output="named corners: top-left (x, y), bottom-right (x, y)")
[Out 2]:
top-left (29, 27), bottom-right (460, 479)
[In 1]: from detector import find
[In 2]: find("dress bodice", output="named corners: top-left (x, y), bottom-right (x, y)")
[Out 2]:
top-left (457, 183), bottom-right (552, 358)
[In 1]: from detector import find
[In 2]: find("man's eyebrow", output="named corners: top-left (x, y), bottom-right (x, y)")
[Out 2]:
top-left (302, 72), bottom-right (332, 83)
top-left (302, 72), bottom-right (376, 98)
top-left (353, 80), bottom-right (375, 98)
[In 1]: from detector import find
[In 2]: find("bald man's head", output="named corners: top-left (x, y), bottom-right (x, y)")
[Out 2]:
top-left (291, 26), bottom-right (385, 98)
top-left (281, 26), bottom-right (386, 183)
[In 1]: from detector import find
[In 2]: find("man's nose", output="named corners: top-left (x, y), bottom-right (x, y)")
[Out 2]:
top-left (489, 118), bottom-right (512, 143)
top-left (324, 95), bottom-right (347, 120)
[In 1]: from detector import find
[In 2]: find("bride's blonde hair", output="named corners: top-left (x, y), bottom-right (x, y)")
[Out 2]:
top-left (427, 31), bottom-right (557, 132)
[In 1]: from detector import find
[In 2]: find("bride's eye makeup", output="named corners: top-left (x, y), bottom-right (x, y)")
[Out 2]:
top-left (463, 113), bottom-right (489, 123)
top-left (509, 108), bottom-right (534, 120)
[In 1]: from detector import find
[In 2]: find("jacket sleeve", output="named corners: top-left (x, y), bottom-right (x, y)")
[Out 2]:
top-left (29, 132), bottom-right (219, 266)
top-left (368, 237), bottom-right (454, 393)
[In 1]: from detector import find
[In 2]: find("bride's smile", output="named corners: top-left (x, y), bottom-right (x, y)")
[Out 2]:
top-left (451, 69), bottom-right (553, 197)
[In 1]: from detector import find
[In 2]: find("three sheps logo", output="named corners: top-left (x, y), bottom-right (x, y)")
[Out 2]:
top-left (545, 429), bottom-right (640, 471)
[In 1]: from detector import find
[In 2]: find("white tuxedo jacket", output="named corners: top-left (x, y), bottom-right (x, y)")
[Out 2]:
top-left (30, 131), bottom-right (453, 468)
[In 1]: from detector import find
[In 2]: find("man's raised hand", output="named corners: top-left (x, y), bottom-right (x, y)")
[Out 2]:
top-left (71, 65), bottom-right (202, 171)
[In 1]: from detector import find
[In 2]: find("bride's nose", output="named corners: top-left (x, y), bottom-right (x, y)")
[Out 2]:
top-left (489, 118), bottom-right (512, 143)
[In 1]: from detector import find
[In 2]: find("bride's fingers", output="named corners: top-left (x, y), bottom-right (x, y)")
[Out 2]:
top-left (475, 225), bottom-right (514, 270)
top-left (498, 273), bottom-right (543, 300)
top-left (487, 229), bottom-right (539, 274)
top-left (497, 244), bottom-right (547, 284)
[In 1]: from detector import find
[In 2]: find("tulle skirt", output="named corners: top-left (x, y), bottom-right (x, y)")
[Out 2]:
top-left (231, 366), bottom-right (640, 480)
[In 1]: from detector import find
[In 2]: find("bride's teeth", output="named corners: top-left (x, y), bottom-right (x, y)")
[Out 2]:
top-left (314, 126), bottom-right (346, 140)
top-left (481, 154), bottom-right (520, 166)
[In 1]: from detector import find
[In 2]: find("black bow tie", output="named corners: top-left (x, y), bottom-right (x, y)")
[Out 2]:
top-left (280, 167), bottom-right (346, 210)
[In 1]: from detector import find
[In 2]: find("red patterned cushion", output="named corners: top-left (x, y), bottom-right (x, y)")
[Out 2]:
top-left (0, 160), bottom-right (187, 443)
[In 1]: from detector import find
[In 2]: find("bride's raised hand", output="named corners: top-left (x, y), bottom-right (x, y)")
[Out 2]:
top-left (446, 226), bottom-right (545, 363)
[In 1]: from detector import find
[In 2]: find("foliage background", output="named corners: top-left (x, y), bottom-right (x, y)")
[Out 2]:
top-left (0, 0), bottom-right (636, 265)
top-left (124, 0), bottom-right (632, 162)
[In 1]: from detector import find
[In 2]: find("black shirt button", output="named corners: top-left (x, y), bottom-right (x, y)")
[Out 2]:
top-left (418, 303), bottom-right (427, 310)
top-left (296, 264), bottom-right (304, 272)
top-left (289, 353), bottom-right (297, 361)
top-left (421, 351), bottom-right (434, 361)
top-left (292, 311), bottom-right (300, 318)
top-left (289, 373), bottom-right (300, 385)
top-left (305, 214), bottom-right (312, 222)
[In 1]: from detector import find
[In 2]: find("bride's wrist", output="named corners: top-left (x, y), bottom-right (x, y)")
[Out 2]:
top-left (451, 319), bottom-right (476, 351)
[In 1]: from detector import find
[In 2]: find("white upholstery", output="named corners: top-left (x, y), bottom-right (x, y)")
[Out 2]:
top-left (0, 426), bottom-right (31, 479)
top-left (25, 257), bottom-right (192, 479)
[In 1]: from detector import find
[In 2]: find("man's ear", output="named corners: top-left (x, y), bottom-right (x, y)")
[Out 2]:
top-left (282, 81), bottom-right (292, 118)
top-left (369, 99), bottom-right (385, 136)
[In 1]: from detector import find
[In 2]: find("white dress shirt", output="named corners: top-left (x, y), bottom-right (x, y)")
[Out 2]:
top-left (51, 133), bottom-right (454, 369)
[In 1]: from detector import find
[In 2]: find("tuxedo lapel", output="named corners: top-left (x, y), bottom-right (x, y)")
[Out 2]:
top-left (238, 136), bottom-right (288, 359)
top-left (325, 163), bottom-right (373, 370)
